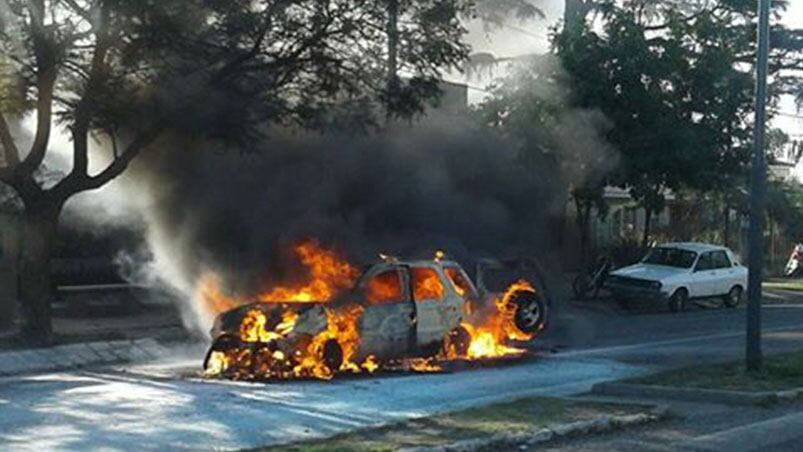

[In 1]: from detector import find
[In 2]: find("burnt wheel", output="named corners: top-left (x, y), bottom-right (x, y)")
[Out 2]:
top-left (511, 290), bottom-right (547, 335)
top-left (320, 339), bottom-right (343, 374)
top-left (443, 325), bottom-right (471, 358)
top-left (203, 334), bottom-right (241, 371)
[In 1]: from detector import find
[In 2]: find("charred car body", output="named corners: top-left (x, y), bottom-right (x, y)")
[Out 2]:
top-left (203, 258), bottom-right (549, 379)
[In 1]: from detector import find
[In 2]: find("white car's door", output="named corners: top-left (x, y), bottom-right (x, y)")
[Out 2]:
top-left (710, 250), bottom-right (736, 295)
top-left (691, 252), bottom-right (717, 297)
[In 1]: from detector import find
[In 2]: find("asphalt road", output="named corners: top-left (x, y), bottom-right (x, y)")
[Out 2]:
top-left (547, 293), bottom-right (803, 368)
top-left (2, 294), bottom-right (803, 450)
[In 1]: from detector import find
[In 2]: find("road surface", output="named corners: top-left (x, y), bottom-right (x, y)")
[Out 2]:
top-left (2, 297), bottom-right (803, 450)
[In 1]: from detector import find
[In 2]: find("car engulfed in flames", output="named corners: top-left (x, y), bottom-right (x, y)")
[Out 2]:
top-left (200, 241), bottom-right (549, 380)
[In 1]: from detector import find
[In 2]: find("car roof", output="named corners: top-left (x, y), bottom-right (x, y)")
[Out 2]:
top-left (657, 242), bottom-right (730, 253)
top-left (371, 259), bottom-right (462, 268)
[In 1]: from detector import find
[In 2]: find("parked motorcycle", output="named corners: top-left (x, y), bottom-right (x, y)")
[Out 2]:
top-left (572, 255), bottom-right (613, 300)
top-left (785, 243), bottom-right (803, 278)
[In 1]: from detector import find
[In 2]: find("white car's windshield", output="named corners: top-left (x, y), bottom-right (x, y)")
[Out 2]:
top-left (643, 247), bottom-right (697, 268)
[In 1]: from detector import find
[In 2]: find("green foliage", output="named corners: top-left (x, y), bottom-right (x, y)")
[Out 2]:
top-left (767, 178), bottom-right (803, 240)
top-left (0, 0), bottom-right (472, 147)
top-left (473, 0), bottom-right (545, 29)
top-left (555, 0), bottom-right (802, 222)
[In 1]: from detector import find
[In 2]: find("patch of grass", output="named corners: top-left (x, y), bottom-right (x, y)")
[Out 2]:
top-left (261, 397), bottom-right (640, 452)
top-left (763, 278), bottom-right (803, 293)
top-left (630, 350), bottom-right (803, 392)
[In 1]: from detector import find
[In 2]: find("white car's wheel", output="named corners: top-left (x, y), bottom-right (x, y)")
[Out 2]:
top-left (723, 286), bottom-right (743, 308)
top-left (668, 288), bottom-right (688, 313)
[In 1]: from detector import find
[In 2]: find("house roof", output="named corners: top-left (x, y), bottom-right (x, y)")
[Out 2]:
top-left (659, 242), bottom-right (730, 253)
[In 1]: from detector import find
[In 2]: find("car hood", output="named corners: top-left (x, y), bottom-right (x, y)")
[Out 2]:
top-left (611, 263), bottom-right (688, 282)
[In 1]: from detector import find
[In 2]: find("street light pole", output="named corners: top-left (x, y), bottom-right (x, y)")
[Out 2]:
top-left (746, 0), bottom-right (771, 371)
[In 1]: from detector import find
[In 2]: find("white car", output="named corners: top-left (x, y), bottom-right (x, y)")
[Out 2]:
top-left (606, 242), bottom-right (748, 312)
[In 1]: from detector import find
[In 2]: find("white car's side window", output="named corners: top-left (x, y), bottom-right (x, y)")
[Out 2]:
top-left (695, 252), bottom-right (714, 272)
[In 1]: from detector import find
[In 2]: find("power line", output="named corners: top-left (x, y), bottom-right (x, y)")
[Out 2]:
top-left (500, 23), bottom-right (551, 42)
top-left (776, 111), bottom-right (803, 120)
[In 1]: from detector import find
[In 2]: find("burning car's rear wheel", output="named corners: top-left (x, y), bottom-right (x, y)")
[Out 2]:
top-left (511, 291), bottom-right (547, 334)
top-left (442, 326), bottom-right (471, 358)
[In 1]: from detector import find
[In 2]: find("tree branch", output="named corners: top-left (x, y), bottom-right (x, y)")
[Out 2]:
top-left (50, 125), bottom-right (164, 202)
top-left (72, 0), bottom-right (113, 179)
top-left (61, 0), bottom-right (94, 23)
top-left (19, 1), bottom-right (57, 176)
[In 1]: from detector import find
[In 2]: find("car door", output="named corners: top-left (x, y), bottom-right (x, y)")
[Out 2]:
top-left (408, 265), bottom-right (449, 349)
top-left (710, 250), bottom-right (734, 295)
top-left (357, 266), bottom-right (415, 361)
top-left (691, 252), bottom-right (716, 297)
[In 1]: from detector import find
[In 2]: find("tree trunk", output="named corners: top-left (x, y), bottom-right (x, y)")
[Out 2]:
top-left (642, 207), bottom-right (653, 248)
top-left (19, 206), bottom-right (59, 344)
top-left (723, 205), bottom-right (731, 247)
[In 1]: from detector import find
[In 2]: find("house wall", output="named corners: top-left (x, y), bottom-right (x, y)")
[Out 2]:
top-left (0, 212), bottom-right (21, 329)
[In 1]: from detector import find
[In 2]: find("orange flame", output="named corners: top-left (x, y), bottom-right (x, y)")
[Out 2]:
top-left (196, 273), bottom-right (238, 315)
top-left (196, 240), bottom-right (359, 315)
top-left (201, 242), bottom-right (543, 380)
top-left (460, 279), bottom-right (538, 359)
top-left (258, 240), bottom-right (359, 303)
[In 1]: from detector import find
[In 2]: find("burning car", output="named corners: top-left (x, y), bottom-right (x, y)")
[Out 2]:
top-left (201, 244), bottom-right (549, 380)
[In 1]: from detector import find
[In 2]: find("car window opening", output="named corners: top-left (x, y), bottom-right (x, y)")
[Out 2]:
top-left (643, 247), bottom-right (698, 269)
top-left (411, 267), bottom-right (444, 301)
top-left (364, 270), bottom-right (403, 304)
top-left (444, 266), bottom-right (475, 298)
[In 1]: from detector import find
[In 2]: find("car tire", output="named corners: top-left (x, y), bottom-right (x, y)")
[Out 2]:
top-left (203, 334), bottom-right (241, 371)
top-left (320, 339), bottom-right (343, 374)
top-left (723, 286), bottom-right (743, 308)
top-left (442, 325), bottom-right (471, 358)
top-left (511, 290), bottom-right (547, 334)
top-left (668, 289), bottom-right (688, 313)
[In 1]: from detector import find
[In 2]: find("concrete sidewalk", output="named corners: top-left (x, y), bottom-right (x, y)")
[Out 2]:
top-left (0, 338), bottom-right (171, 376)
top-left (684, 411), bottom-right (803, 451)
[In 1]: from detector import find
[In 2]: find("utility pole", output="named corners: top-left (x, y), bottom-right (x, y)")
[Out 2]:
top-left (746, 0), bottom-right (771, 371)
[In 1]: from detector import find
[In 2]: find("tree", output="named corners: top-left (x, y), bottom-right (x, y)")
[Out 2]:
top-left (0, 0), bottom-right (472, 342)
top-left (476, 54), bottom-right (616, 259)
top-left (555, 0), bottom-right (803, 246)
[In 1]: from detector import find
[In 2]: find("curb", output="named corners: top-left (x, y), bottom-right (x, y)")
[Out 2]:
top-left (401, 408), bottom-right (667, 452)
top-left (0, 338), bottom-right (170, 377)
top-left (591, 382), bottom-right (803, 406)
